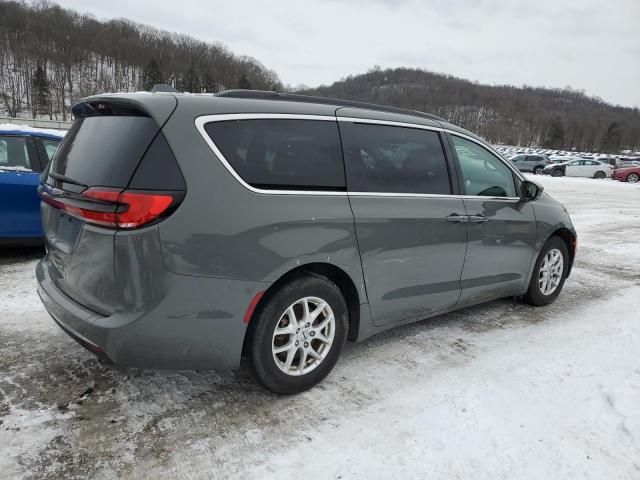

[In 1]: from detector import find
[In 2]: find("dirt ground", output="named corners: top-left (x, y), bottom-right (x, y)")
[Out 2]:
top-left (1, 176), bottom-right (639, 479)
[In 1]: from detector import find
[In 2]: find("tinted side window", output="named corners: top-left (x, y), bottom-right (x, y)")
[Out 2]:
top-left (41, 138), bottom-right (61, 161)
top-left (340, 123), bottom-right (451, 194)
top-left (205, 119), bottom-right (345, 190)
top-left (0, 136), bottom-right (33, 170)
top-left (451, 135), bottom-right (516, 197)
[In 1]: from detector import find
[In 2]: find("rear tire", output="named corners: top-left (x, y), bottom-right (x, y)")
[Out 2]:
top-left (533, 166), bottom-right (544, 175)
top-left (627, 173), bottom-right (639, 183)
top-left (552, 169), bottom-right (564, 177)
top-left (244, 273), bottom-right (348, 395)
top-left (594, 171), bottom-right (606, 179)
top-left (523, 236), bottom-right (569, 307)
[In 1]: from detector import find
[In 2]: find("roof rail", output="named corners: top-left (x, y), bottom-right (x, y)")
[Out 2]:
top-left (216, 89), bottom-right (446, 122)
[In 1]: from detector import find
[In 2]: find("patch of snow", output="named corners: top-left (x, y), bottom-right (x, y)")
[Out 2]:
top-left (0, 165), bottom-right (35, 173)
top-left (0, 175), bottom-right (639, 478)
top-left (0, 401), bottom-right (75, 479)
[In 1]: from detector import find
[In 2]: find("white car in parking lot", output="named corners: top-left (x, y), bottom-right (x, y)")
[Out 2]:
top-left (542, 158), bottom-right (613, 178)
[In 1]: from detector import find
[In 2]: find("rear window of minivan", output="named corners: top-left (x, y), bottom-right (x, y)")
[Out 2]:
top-left (204, 119), bottom-right (345, 191)
top-left (49, 116), bottom-right (158, 188)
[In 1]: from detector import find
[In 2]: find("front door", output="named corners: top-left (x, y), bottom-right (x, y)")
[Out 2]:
top-left (338, 116), bottom-right (468, 326)
top-left (565, 160), bottom-right (584, 176)
top-left (448, 134), bottom-right (537, 304)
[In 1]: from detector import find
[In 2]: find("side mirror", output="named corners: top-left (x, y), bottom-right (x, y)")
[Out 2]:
top-left (521, 180), bottom-right (543, 201)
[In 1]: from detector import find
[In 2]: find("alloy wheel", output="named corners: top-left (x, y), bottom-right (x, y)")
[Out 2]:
top-left (271, 297), bottom-right (336, 376)
top-left (538, 248), bottom-right (564, 295)
top-left (628, 173), bottom-right (639, 183)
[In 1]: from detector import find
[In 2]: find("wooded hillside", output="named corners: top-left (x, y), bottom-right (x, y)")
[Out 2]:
top-left (303, 67), bottom-right (640, 152)
top-left (0, 0), bottom-right (281, 120)
top-left (2, 1), bottom-right (638, 152)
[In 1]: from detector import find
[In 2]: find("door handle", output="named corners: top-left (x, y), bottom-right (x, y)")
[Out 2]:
top-left (467, 214), bottom-right (488, 223)
top-left (446, 213), bottom-right (469, 223)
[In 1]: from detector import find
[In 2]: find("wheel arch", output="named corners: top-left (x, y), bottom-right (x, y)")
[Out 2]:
top-left (549, 227), bottom-right (576, 276)
top-left (627, 172), bottom-right (640, 182)
top-left (246, 262), bottom-right (362, 343)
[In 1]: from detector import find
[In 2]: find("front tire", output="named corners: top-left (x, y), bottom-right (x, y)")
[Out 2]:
top-left (533, 166), bottom-right (544, 175)
top-left (552, 169), bottom-right (564, 177)
top-left (523, 236), bottom-right (569, 306)
top-left (627, 173), bottom-right (639, 183)
top-left (244, 274), bottom-right (348, 395)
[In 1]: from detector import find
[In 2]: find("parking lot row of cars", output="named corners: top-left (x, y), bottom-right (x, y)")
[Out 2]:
top-left (496, 148), bottom-right (640, 182)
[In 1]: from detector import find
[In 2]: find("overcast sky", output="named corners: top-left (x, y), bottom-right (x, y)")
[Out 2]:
top-left (55, 0), bottom-right (640, 108)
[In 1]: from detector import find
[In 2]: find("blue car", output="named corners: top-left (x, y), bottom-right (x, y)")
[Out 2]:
top-left (0, 126), bottom-right (64, 245)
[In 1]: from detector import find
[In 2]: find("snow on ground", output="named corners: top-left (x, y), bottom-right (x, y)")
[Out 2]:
top-left (1, 177), bottom-right (639, 479)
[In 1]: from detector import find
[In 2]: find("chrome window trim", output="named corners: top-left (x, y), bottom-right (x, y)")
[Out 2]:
top-left (336, 116), bottom-right (443, 133)
top-left (195, 113), bottom-right (345, 196)
top-left (348, 191), bottom-right (520, 201)
top-left (194, 113), bottom-right (523, 201)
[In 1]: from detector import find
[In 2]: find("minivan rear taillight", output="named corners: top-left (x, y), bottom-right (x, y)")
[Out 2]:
top-left (39, 186), bottom-right (182, 229)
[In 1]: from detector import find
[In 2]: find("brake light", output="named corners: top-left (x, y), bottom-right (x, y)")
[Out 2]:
top-left (40, 187), bottom-right (179, 229)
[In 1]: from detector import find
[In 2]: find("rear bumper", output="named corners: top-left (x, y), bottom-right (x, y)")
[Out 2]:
top-left (36, 259), bottom-right (268, 370)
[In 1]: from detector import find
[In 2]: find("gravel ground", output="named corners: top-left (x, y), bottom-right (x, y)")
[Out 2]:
top-left (1, 176), bottom-right (639, 479)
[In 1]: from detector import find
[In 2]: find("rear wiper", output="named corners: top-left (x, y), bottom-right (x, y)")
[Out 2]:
top-left (48, 172), bottom-right (88, 188)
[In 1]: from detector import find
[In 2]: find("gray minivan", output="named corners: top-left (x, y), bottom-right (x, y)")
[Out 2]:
top-left (36, 91), bottom-right (576, 394)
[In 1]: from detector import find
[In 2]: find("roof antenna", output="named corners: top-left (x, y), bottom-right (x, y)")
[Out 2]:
top-left (151, 84), bottom-right (178, 93)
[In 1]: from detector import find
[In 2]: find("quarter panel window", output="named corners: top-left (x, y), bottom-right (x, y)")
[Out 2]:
top-left (451, 135), bottom-right (516, 197)
top-left (204, 119), bottom-right (345, 190)
top-left (340, 123), bottom-right (451, 194)
top-left (41, 138), bottom-right (61, 161)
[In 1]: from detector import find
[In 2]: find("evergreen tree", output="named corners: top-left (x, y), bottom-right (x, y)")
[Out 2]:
top-left (544, 117), bottom-right (565, 149)
top-left (201, 71), bottom-right (218, 93)
top-left (599, 121), bottom-right (622, 153)
top-left (180, 64), bottom-right (200, 92)
top-left (31, 65), bottom-right (51, 118)
top-left (141, 58), bottom-right (163, 91)
top-left (238, 73), bottom-right (252, 90)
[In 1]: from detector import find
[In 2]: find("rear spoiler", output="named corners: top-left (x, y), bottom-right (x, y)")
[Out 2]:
top-left (71, 94), bottom-right (177, 122)
top-left (72, 99), bottom-right (150, 118)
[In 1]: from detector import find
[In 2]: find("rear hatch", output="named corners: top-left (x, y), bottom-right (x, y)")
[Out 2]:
top-left (39, 95), bottom-right (184, 314)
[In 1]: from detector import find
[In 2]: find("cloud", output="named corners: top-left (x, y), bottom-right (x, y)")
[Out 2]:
top-left (54, 0), bottom-right (640, 107)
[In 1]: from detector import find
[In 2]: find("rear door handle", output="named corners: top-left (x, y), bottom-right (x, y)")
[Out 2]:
top-left (446, 213), bottom-right (469, 223)
top-left (467, 214), bottom-right (488, 223)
